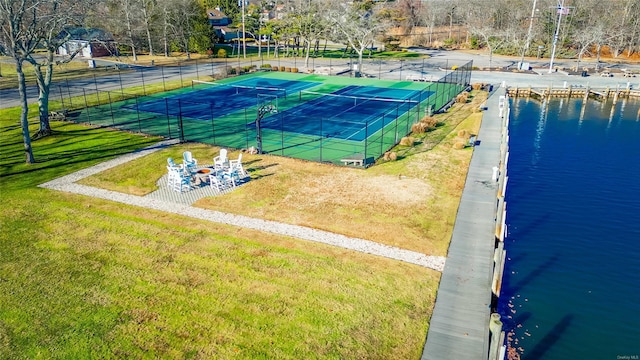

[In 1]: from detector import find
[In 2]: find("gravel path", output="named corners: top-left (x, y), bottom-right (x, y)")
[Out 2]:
top-left (39, 140), bottom-right (446, 272)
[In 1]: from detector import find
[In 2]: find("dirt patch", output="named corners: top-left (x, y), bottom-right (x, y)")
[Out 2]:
top-left (289, 172), bottom-right (432, 208)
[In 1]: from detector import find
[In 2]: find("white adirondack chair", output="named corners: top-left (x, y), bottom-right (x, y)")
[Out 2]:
top-left (183, 151), bottom-right (198, 174)
top-left (229, 153), bottom-right (248, 179)
top-left (214, 149), bottom-right (228, 170)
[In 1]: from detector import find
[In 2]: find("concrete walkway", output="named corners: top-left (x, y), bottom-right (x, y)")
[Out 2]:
top-left (38, 140), bottom-right (446, 272)
top-left (421, 88), bottom-right (504, 358)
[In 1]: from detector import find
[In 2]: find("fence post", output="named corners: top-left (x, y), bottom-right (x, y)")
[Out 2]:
top-left (319, 115), bottom-right (323, 162)
top-left (161, 66), bottom-right (166, 92)
top-left (363, 118), bottom-right (369, 161)
top-left (210, 103), bottom-right (216, 145)
top-left (140, 68), bottom-right (146, 95)
top-left (165, 98), bottom-right (172, 139)
top-left (378, 116), bottom-right (383, 156)
top-left (135, 95), bottom-right (142, 133)
top-left (118, 67), bottom-right (124, 96)
top-left (107, 91), bottom-right (115, 125)
top-left (82, 89), bottom-right (91, 124)
top-left (58, 85), bottom-right (64, 109)
top-left (67, 86), bottom-right (73, 108)
top-left (394, 104), bottom-right (400, 143)
top-left (280, 113), bottom-right (284, 156)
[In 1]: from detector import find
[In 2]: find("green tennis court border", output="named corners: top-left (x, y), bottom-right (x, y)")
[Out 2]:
top-left (59, 60), bottom-right (472, 166)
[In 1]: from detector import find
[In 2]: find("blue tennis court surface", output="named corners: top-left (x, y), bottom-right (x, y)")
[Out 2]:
top-left (124, 78), bottom-right (319, 120)
top-left (259, 85), bottom-right (434, 141)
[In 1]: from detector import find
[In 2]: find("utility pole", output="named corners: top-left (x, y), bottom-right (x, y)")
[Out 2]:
top-left (241, 0), bottom-right (246, 59)
top-left (549, 0), bottom-right (571, 74)
top-left (519, 0), bottom-right (538, 70)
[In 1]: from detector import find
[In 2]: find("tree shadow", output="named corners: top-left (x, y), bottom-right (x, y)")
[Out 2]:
top-left (525, 314), bottom-right (573, 359)
top-left (508, 254), bottom-right (559, 295)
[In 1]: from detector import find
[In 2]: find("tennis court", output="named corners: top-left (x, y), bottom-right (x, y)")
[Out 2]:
top-left (124, 77), bottom-right (320, 120)
top-left (62, 63), bottom-right (472, 165)
top-left (261, 85), bottom-right (431, 141)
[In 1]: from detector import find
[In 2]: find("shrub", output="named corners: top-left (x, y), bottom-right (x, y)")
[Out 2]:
top-left (279, 66), bottom-right (285, 71)
top-left (411, 122), bottom-right (427, 134)
top-left (458, 129), bottom-right (471, 140)
top-left (291, 67), bottom-right (298, 73)
top-left (261, 64), bottom-right (271, 69)
top-left (453, 142), bottom-right (466, 149)
top-left (217, 49), bottom-right (227, 58)
top-left (399, 136), bottom-right (415, 146)
top-left (471, 83), bottom-right (484, 90)
top-left (420, 116), bottom-right (438, 129)
top-left (383, 151), bottom-right (398, 161)
top-left (284, 67), bottom-right (291, 72)
top-left (456, 93), bottom-right (468, 103)
top-left (272, 66), bottom-right (278, 71)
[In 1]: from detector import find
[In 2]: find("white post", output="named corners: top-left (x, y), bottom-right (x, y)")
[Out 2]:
top-left (519, 0), bottom-right (538, 68)
top-left (548, 0), bottom-right (566, 74)
top-left (241, 0), bottom-right (246, 59)
top-left (489, 313), bottom-right (503, 360)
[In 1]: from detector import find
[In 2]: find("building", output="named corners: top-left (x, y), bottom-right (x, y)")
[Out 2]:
top-left (57, 28), bottom-right (116, 58)
top-left (207, 8), bottom-right (233, 27)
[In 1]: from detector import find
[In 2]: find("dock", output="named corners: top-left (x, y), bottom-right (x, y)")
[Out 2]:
top-left (507, 85), bottom-right (640, 101)
top-left (421, 89), bottom-right (504, 358)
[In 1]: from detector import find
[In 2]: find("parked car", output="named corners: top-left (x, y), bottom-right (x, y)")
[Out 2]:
top-left (600, 71), bottom-right (613, 77)
top-left (623, 72), bottom-right (636, 78)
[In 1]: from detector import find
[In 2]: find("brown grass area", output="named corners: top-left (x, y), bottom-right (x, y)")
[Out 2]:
top-left (194, 92), bottom-right (487, 256)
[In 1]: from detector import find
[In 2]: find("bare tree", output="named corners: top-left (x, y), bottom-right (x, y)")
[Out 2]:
top-left (109, 0), bottom-right (141, 61)
top-left (167, 0), bottom-right (209, 60)
top-left (325, 0), bottom-right (391, 76)
top-left (465, 0), bottom-right (508, 69)
top-left (24, 0), bottom-right (88, 138)
top-left (140, 0), bottom-right (156, 56)
top-left (0, 0), bottom-right (40, 163)
top-left (285, 0), bottom-right (327, 67)
top-left (158, 0), bottom-right (171, 57)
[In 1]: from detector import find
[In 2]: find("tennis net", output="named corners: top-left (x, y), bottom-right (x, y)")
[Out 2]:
top-left (192, 80), bottom-right (287, 98)
top-left (298, 90), bottom-right (419, 107)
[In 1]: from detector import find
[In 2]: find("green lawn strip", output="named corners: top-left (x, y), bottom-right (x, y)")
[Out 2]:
top-left (0, 64), bottom-right (135, 91)
top-left (0, 105), bottom-right (439, 358)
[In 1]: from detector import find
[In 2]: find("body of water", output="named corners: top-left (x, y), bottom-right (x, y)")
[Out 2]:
top-left (499, 97), bottom-right (640, 359)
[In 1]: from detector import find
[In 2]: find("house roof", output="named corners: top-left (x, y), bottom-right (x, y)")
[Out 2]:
top-left (59, 28), bottom-right (114, 42)
top-left (207, 8), bottom-right (229, 20)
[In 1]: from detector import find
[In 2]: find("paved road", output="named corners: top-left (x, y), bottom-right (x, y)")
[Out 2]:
top-left (2, 50), bottom-right (639, 110)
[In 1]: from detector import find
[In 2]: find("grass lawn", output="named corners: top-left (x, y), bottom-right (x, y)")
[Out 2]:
top-left (0, 88), bottom-right (487, 357)
top-left (0, 56), bottom-right (134, 91)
